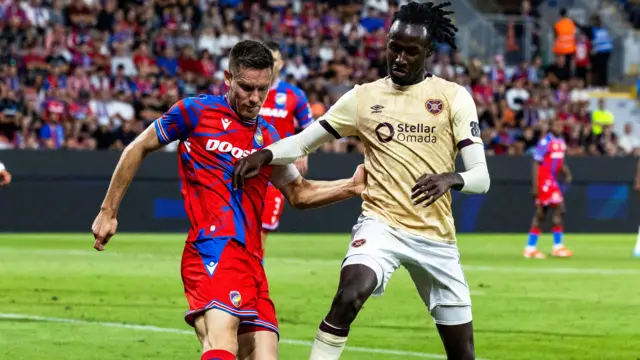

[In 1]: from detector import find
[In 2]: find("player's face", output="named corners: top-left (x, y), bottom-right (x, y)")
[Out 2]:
top-left (387, 21), bottom-right (430, 86)
top-left (225, 66), bottom-right (272, 120)
top-left (551, 120), bottom-right (564, 136)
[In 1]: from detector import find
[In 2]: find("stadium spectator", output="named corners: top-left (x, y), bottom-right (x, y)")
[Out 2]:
top-left (553, 8), bottom-right (576, 76)
top-left (0, 0), bottom-right (625, 159)
top-left (574, 14), bottom-right (613, 88)
top-left (591, 98), bottom-right (614, 136)
top-left (618, 123), bottom-right (640, 155)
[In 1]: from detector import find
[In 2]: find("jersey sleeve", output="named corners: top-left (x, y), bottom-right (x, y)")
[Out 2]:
top-left (451, 86), bottom-right (484, 150)
top-left (533, 137), bottom-right (549, 162)
top-left (270, 164), bottom-right (301, 189)
top-left (153, 97), bottom-right (201, 144)
top-left (318, 87), bottom-right (358, 138)
top-left (293, 88), bottom-right (314, 130)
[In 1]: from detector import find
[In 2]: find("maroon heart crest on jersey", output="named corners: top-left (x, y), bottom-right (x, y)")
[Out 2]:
top-left (351, 239), bottom-right (366, 248)
top-left (425, 99), bottom-right (444, 115)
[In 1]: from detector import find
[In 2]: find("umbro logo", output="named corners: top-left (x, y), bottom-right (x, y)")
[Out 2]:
top-left (221, 118), bottom-right (231, 130)
top-left (371, 105), bottom-right (384, 114)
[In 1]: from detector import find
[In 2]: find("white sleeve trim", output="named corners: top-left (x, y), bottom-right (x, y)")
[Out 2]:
top-left (458, 143), bottom-right (490, 194)
top-left (270, 164), bottom-right (301, 189)
top-left (267, 121), bottom-right (335, 165)
top-left (0, 162), bottom-right (5, 172)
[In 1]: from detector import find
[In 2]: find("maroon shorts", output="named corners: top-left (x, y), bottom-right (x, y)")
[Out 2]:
top-left (181, 238), bottom-right (278, 335)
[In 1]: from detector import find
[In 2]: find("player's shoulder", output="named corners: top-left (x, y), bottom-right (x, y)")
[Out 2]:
top-left (538, 134), bottom-right (551, 146)
top-left (424, 74), bottom-right (467, 96)
top-left (280, 81), bottom-right (306, 96)
top-left (357, 77), bottom-right (387, 91)
top-left (176, 94), bottom-right (225, 109)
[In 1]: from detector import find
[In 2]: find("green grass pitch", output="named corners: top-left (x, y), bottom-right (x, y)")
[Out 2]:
top-left (1, 233), bottom-right (639, 360)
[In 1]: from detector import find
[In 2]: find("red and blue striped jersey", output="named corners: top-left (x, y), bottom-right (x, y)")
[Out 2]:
top-left (533, 133), bottom-right (566, 181)
top-left (154, 94), bottom-right (281, 260)
top-left (259, 79), bottom-right (313, 139)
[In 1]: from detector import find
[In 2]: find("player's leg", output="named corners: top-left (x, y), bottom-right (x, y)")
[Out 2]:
top-left (525, 204), bottom-right (547, 258)
top-left (308, 264), bottom-right (377, 360)
top-left (194, 315), bottom-right (207, 346)
top-left (238, 331), bottom-right (278, 360)
top-left (403, 234), bottom-right (474, 360)
top-left (198, 309), bottom-right (241, 360)
top-left (435, 322), bottom-right (475, 360)
top-left (309, 216), bottom-right (400, 360)
top-left (634, 225), bottom-right (640, 257)
top-left (261, 184), bottom-right (285, 251)
top-left (182, 239), bottom-right (260, 360)
top-left (550, 202), bottom-right (573, 257)
top-left (238, 262), bottom-right (280, 360)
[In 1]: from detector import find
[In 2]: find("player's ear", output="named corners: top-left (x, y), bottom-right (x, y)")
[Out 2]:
top-left (425, 41), bottom-right (435, 58)
top-left (224, 69), bottom-right (232, 87)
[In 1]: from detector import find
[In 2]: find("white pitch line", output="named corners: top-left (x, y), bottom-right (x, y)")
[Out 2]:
top-left (2, 248), bottom-right (639, 276)
top-left (272, 258), bottom-right (640, 275)
top-left (462, 265), bottom-right (640, 275)
top-left (0, 313), bottom-right (485, 360)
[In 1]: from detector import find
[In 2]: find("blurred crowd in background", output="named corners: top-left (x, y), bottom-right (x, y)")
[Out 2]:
top-left (0, 0), bottom-right (637, 156)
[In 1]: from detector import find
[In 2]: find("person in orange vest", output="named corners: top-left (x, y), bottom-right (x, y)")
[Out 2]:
top-left (554, 8), bottom-right (576, 77)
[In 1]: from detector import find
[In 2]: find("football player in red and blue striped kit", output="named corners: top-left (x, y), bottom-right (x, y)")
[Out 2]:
top-left (259, 41), bottom-right (315, 245)
top-left (91, 40), bottom-right (365, 360)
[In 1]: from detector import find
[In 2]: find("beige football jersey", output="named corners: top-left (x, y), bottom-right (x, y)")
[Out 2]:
top-left (320, 75), bottom-right (483, 244)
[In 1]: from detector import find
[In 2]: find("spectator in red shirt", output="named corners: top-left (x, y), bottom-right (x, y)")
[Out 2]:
top-left (574, 34), bottom-right (591, 83)
top-left (473, 74), bottom-right (494, 107)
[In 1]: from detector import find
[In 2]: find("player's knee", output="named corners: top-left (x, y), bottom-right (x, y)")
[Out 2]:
top-left (433, 306), bottom-right (475, 360)
top-left (204, 328), bottom-right (237, 353)
top-left (332, 285), bottom-right (371, 320)
top-left (201, 310), bottom-right (239, 353)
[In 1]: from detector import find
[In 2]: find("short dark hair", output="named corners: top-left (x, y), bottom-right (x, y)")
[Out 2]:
top-left (393, 1), bottom-right (457, 50)
top-left (228, 40), bottom-right (274, 74)
top-left (560, 8), bottom-right (568, 17)
top-left (263, 41), bottom-right (281, 53)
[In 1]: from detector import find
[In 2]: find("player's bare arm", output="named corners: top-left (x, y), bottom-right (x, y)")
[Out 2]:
top-left (233, 87), bottom-right (357, 189)
top-left (232, 119), bottom-right (337, 189)
top-left (0, 162), bottom-right (11, 186)
top-left (91, 125), bottom-right (164, 251)
top-left (532, 160), bottom-right (540, 197)
top-left (562, 163), bottom-right (572, 184)
top-left (276, 164), bottom-right (366, 210)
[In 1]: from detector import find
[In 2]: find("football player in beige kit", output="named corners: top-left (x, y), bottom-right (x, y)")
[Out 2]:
top-left (233, 2), bottom-right (490, 359)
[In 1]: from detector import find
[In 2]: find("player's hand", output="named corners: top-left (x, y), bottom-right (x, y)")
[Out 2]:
top-left (91, 210), bottom-right (118, 251)
top-left (635, 181), bottom-right (640, 192)
top-left (564, 174), bottom-right (572, 184)
top-left (351, 164), bottom-right (366, 196)
top-left (294, 156), bottom-right (309, 176)
top-left (232, 149), bottom-right (274, 189)
top-left (412, 173), bottom-right (460, 207)
top-left (531, 188), bottom-right (538, 199)
top-left (0, 169), bottom-right (12, 186)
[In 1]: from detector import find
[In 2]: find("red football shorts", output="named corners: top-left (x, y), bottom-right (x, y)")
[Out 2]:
top-left (536, 178), bottom-right (563, 206)
top-left (262, 184), bottom-right (285, 231)
top-left (181, 238), bottom-right (279, 336)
